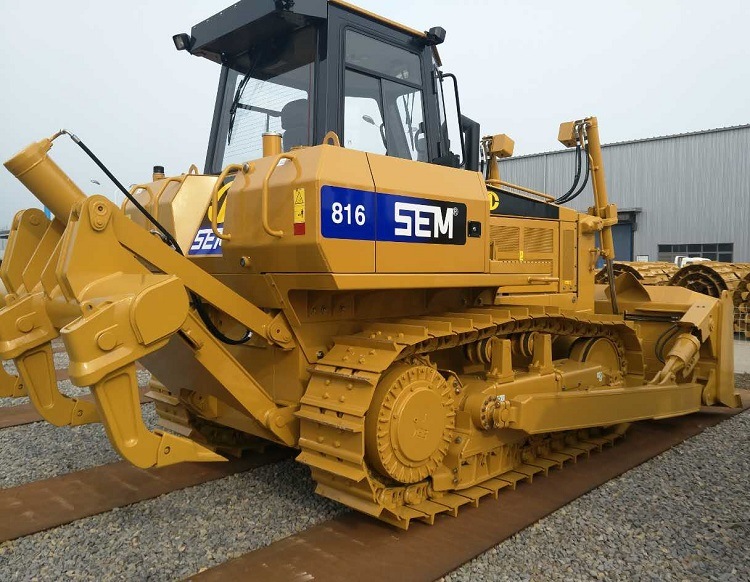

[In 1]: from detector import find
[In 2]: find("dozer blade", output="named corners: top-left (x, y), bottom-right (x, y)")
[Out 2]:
top-left (0, 366), bottom-right (25, 398)
top-left (90, 363), bottom-right (225, 468)
top-left (15, 343), bottom-right (98, 426)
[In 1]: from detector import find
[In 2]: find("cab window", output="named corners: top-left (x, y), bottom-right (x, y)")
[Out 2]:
top-left (343, 30), bottom-right (426, 161)
top-left (344, 70), bottom-right (387, 155)
top-left (221, 26), bottom-right (316, 166)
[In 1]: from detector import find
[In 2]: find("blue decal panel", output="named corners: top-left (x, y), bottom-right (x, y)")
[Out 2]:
top-left (321, 186), bottom-right (376, 241)
top-left (321, 187), bottom-right (467, 246)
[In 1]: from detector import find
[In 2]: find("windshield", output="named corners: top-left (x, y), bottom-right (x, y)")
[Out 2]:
top-left (221, 26), bottom-right (316, 167)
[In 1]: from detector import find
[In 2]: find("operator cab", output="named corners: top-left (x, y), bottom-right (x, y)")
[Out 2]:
top-left (175, 0), bottom-right (479, 174)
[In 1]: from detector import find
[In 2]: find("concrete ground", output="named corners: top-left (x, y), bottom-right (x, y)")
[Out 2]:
top-left (735, 339), bottom-right (750, 373)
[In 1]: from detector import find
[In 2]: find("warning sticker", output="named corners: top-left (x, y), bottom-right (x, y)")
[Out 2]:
top-left (293, 187), bottom-right (306, 235)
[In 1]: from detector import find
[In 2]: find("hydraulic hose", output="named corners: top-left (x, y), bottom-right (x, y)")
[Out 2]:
top-left (555, 123), bottom-right (591, 206)
top-left (605, 257), bottom-right (619, 316)
top-left (562, 145), bottom-right (591, 204)
top-left (54, 130), bottom-right (182, 253)
top-left (56, 130), bottom-right (251, 346)
top-left (554, 143), bottom-right (582, 204)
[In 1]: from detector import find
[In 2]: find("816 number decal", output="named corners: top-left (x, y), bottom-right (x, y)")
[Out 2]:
top-left (331, 202), bottom-right (366, 226)
top-left (321, 186), bottom-right (376, 240)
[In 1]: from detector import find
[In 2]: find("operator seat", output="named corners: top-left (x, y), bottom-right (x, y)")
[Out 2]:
top-left (281, 99), bottom-right (311, 151)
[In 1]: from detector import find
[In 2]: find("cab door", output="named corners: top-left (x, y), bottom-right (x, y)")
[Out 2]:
top-left (325, 4), bottom-right (442, 164)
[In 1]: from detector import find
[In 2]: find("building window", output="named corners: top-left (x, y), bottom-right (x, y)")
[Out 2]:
top-left (658, 243), bottom-right (733, 263)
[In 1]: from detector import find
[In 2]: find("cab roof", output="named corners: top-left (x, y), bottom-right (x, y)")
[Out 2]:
top-left (187, 0), bottom-right (427, 64)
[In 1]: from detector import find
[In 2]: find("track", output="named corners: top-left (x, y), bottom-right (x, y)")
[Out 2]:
top-left (0, 447), bottom-right (291, 543)
top-left (190, 392), bottom-right (749, 582)
top-left (667, 262), bottom-right (750, 336)
top-left (668, 261), bottom-right (750, 298)
top-left (297, 305), bottom-right (644, 528)
top-left (733, 272), bottom-right (750, 338)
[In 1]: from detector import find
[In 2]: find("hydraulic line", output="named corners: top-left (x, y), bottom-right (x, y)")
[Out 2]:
top-left (555, 124), bottom-right (590, 205)
top-left (655, 324), bottom-right (682, 365)
top-left (54, 130), bottom-right (181, 253)
top-left (564, 144), bottom-right (591, 204)
top-left (604, 257), bottom-right (619, 316)
top-left (55, 130), bottom-right (251, 346)
top-left (554, 142), bottom-right (582, 204)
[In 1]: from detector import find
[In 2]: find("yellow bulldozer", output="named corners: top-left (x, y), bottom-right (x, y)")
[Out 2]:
top-left (1, 0), bottom-right (739, 528)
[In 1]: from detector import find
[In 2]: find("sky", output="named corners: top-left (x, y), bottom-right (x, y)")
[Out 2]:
top-left (0, 0), bottom-right (748, 228)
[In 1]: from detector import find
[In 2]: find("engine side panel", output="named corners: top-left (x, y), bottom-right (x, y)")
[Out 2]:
top-left (366, 153), bottom-right (488, 273)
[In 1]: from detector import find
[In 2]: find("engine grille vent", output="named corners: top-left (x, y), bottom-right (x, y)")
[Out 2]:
top-left (524, 227), bottom-right (554, 254)
top-left (490, 225), bottom-right (520, 253)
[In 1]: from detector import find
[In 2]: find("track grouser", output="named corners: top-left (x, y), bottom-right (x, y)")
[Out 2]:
top-left (0, 0), bottom-right (739, 528)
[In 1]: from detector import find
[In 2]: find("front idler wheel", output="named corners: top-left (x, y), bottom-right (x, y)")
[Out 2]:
top-left (365, 362), bottom-right (455, 484)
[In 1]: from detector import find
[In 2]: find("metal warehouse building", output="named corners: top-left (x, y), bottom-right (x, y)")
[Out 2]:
top-left (498, 124), bottom-right (750, 263)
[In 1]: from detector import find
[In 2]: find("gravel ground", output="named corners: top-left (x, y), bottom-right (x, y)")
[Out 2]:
top-left (0, 348), bottom-right (345, 580)
top-left (4, 406), bottom-right (747, 582)
top-left (445, 379), bottom-right (750, 582)
top-left (0, 347), bottom-right (155, 488)
top-left (0, 459), bottom-right (344, 581)
top-left (3, 359), bottom-right (17, 376)
top-left (0, 351), bottom-right (747, 580)
top-left (0, 403), bottom-right (158, 488)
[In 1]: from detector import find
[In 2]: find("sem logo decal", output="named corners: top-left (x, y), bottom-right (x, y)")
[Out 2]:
top-left (188, 181), bottom-right (232, 256)
top-left (394, 203), bottom-right (457, 238)
top-left (378, 193), bottom-right (467, 245)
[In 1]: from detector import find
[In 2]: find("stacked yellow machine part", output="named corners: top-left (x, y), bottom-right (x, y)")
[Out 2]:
top-left (0, 6), bottom-right (739, 529)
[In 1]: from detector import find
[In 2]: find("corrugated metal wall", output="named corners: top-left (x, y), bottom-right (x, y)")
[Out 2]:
top-left (498, 125), bottom-right (750, 262)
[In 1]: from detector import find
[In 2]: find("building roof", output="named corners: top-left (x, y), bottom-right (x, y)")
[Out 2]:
top-left (505, 123), bottom-right (750, 161)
